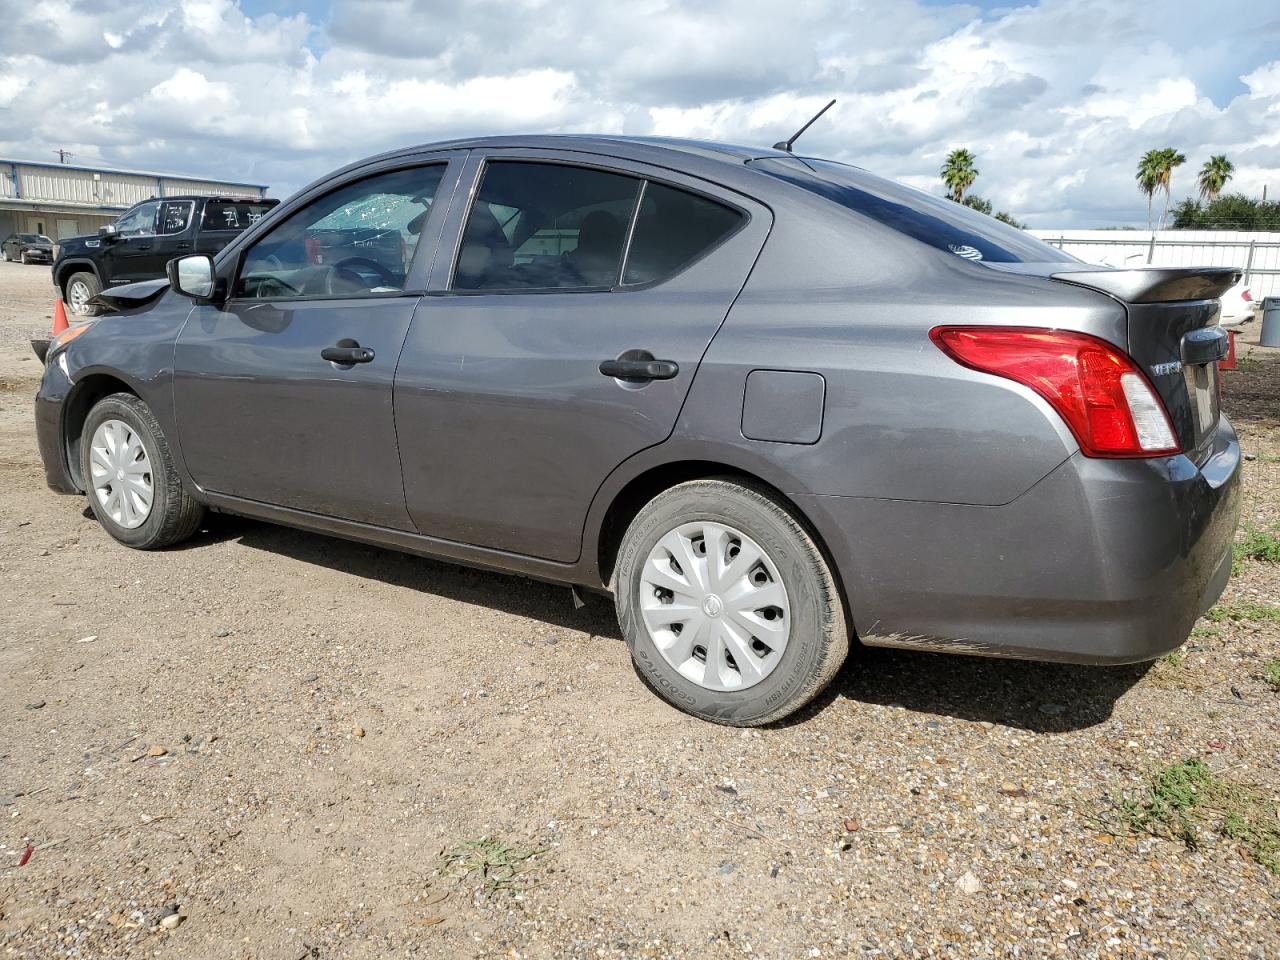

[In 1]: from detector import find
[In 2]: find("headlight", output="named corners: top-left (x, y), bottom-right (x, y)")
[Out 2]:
top-left (46, 322), bottom-right (92, 361)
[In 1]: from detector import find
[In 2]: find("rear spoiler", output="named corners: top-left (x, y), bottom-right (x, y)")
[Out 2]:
top-left (1049, 266), bottom-right (1240, 304)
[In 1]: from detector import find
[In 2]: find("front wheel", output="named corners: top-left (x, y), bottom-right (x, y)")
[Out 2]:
top-left (614, 478), bottom-right (849, 726)
top-left (80, 393), bottom-right (205, 550)
top-left (65, 271), bottom-right (102, 317)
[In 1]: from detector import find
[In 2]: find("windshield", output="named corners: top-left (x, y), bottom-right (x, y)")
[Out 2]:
top-left (752, 157), bottom-right (1075, 264)
top-left (19, 234), bottom-right (50, 243)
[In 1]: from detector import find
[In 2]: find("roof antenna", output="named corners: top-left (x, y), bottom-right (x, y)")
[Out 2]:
top-left (773, 99), bottom-right (836, 153)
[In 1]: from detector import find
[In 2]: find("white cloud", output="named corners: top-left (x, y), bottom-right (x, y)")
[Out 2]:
top-left (0, 0), bottom-right (1276, 226)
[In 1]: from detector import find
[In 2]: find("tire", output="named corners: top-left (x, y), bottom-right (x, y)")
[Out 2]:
top-left (80, 393), bottom-right (204, 550)
top-left (614, 478), bottom-right (849, 726)
top-left (0, 248), bottom-right (8, 262)
top-left (65, 271), bottom-right (102, 317)
top-left (20, 250), bottom-right (29, 265)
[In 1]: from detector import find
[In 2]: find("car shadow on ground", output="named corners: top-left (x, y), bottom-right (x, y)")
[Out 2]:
top-left (199, 513), bottom-right (1151, 734)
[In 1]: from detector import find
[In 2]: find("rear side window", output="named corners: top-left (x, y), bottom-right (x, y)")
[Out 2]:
top-left (752, 157), bottom-right (1071, 264)
top-left (452, 162), bottom-right (640, 291)
top-left (624, 183), bottom-right (744, 285)
top-left (204, 201), bottom-right (275, 232)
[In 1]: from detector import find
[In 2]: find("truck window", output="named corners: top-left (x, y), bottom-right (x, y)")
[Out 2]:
top-left (203, 202), bottom-right (275, 232)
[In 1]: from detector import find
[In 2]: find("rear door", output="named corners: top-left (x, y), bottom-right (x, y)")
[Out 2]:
top-left (173, 156), bottom-right (463, 529)
top-left (395, 149), bottom-right (771, 562)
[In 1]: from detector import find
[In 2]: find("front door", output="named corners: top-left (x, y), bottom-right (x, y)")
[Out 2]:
top-left (173, 158), bottom-right (459, 529)
top-left (100, 201), bottom-right (159, 284)
top-left (395, 152), bottom-right (771, 562)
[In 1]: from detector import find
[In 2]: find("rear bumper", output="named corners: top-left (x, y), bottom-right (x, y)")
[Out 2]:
top-left (798, 417), bottom-right (1242, 664)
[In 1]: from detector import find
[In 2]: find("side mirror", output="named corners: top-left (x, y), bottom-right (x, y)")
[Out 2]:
top-left (98, 224), bottom-right (119, 241)
top-left (168, 254), bottom-right (216, 301)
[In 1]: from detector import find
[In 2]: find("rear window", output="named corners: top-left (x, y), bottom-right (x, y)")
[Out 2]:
top-left (203, 201), bottom-right (275, 232)
top-left (752, 157), bottom-right (1072, 264)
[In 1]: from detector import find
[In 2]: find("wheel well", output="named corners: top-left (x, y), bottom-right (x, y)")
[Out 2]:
top-left (54, 262), bottom-right (97, 297)
top-left (62, 374), bottom-right (137, 490)
top-left (596, 460), bottom-right (831, 589)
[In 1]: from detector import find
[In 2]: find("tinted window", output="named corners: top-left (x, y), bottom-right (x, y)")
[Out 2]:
top-left (624, 183), bottom-right (744, 285)
top-left (204, 201), bottom-right (275, 232)
top-left (114, 202), bottom-right (158, 237)
top-left (158, 201), bottom-right (194, 235)
top-left (234, 165), bottom-right (445, 300)
top-left (452, 162), bottom-right (640, 291)
top-left (752, 158), bottom-right (1073, 264)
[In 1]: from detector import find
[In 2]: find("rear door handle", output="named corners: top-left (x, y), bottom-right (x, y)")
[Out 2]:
top-left (599, 358), bottom-right (679, 381)
top-left (322, 345), bottom-right (376, 364)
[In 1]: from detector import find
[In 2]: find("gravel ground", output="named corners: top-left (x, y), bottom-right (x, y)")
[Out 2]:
top-left (0, 259), bottom-right (1277, 958)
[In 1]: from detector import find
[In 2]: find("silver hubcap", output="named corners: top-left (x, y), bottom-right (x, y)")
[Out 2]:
top-left (68, 281), bottom-right (91, 313)
top-left (639, 521), bottom-right (791, 691)
top-left (89, 419), bottom-right (154, 529)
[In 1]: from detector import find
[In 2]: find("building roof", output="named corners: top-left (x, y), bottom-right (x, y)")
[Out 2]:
top-left (0, 156), bottom-right (268, 190)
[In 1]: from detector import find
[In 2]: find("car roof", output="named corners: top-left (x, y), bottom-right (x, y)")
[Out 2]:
top-left (398, 134), bottom-right (790, 164)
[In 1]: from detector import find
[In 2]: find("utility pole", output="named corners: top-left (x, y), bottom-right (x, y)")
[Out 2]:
top-left (54, 149), bottom-right (73, 164)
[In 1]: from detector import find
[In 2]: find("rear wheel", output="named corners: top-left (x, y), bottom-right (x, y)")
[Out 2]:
top-left (80, 393), bottom-right (204, 550)
top-left (65, 271), bottom-right (102, 317)
top-left (614, 478), bottom-right (848, 726)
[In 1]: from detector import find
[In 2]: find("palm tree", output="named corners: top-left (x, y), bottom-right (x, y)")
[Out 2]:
top-left (1155, 147), bottom-right (1186, 228)
top-left (941, 149), bottom-right (979, 202)
top-left (1137, 150), bottom-right (1162, 230)
top-left (1197, 155), bottom-right (1234, 202)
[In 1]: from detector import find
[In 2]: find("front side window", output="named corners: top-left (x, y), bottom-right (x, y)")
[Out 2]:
top-left (114, 202), bottom-right (158, 237)
top-left (234, 165), bottom-right (446, 300)
top-left (158, 201), bottom-right (194, 235)
top-left (452, 162), bottom-right (640, 291)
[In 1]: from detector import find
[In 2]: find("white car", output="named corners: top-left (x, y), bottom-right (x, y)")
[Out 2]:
top-left (1218, 279), bottom-right (1255, 327)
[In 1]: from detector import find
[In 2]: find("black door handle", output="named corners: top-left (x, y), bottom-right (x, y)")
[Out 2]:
top-left (599, 358), bottom-right (679, 381)
top-left (322, 345), bottom-right (376, 364)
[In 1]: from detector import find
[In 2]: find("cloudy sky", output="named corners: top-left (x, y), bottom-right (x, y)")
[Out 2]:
top-left (2, 0), bottom-right (1278, 227)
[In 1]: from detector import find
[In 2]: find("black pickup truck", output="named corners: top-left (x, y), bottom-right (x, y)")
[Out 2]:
top-left (53, 195), bottom-right (278, 316)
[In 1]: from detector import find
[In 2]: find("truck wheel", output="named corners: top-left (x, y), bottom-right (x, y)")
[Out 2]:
top-left (65, 272), bottom-right (102, 317)
top-left (80, 393), bottom-right (205, 550)
top-left (614, 478), bottom-right (849, 726)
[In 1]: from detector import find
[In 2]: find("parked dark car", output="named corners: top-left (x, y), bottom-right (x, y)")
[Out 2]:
top-left (1, 233), bottom-right (53, 264)
top-left (52, 195), bottom-right (278, 316)
top-left (34, 136), bottom-right (1242, 725)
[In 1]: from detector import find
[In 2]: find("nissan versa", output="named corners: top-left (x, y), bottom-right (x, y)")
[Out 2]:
top-left (34, 136), bottom-right (1242, 725)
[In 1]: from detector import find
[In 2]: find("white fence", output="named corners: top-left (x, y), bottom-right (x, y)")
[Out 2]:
top-left (1028, 229), bottom-right (1280, 299)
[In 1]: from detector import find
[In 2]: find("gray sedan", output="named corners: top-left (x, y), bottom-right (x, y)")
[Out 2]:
top-left (34, 136), bottom-right (1241, 725)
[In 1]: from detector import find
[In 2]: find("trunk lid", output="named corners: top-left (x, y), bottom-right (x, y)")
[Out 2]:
top-left (1047, 265), bottom-right (1239, 461)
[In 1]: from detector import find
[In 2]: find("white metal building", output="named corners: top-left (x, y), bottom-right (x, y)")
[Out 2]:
top-left (0, 158), bottom-right (269, 241)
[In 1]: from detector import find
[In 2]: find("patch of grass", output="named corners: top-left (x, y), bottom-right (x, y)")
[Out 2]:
top-left (1189, 624), bottom-right (1220, 640)
top-left (1233, 528), bottom-right (1280, 575)
top-left (1104, 759), bottom-right (1280, 875)
top-left (438, 836), bottom-right (547, 897)
top-left (1266, 660), bottom-right (1280, 693)
top-left (1202, 601), bottom-right (1280, 624)
top-left (1158, 648), bottom-right (1187, 668)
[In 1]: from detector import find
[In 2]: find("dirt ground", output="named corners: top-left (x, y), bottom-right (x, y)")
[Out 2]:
top-left (0, 258), bottom-right (1277, 959)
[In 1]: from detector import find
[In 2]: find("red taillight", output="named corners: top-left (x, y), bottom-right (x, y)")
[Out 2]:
top-left (1241, 289), bottom-right (1252, 302)
top-left (930, 326), bottom-right (1180, 458)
